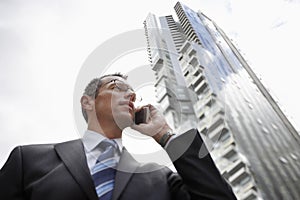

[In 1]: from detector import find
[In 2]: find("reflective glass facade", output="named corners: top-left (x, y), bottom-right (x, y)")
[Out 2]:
top-left (144, 2), bottom-right (300, 200)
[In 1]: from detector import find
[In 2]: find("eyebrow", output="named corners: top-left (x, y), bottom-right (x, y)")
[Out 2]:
top-left (103, 79), bottom-right (134, 90)
top-left (95, 79), bottom-right (116, 97)
top-left (102, 79), bottom-right (118, 87)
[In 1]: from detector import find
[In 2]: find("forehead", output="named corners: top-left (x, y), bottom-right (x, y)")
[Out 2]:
top-left (101, 75), bottom-right (129, 85)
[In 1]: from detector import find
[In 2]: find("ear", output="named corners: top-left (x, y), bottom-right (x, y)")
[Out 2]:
top-left (80, 95), bottom-right (94, 111)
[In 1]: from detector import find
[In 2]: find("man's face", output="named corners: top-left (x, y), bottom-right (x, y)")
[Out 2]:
top-left (94, 76), bottom-right (136, 129)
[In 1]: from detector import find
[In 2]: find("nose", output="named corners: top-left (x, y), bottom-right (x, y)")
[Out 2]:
top-left (125, 90), bottom-right (136, 102)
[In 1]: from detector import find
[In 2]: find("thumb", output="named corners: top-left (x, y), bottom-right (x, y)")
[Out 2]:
top-left (131, 123), bottom-right (146, 133)
top-left (130, 123), bottom-right (157, 137)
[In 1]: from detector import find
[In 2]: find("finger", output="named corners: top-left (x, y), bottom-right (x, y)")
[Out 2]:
top-left (134, 107), bottom-right (142, 112)
top-left (130, 123), bottom-right (140, 131)
top-left (130, 123), bottom-right (148, 134)
top-left (148, 105), bottom-right (159, 115)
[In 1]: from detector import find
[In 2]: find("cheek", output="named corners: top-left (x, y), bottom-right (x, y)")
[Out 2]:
top-left (110, 92), bottom-right (123, 105)
top-left (95, 98), bottom-right (112, 113)
top-left (95, 91), bottom-right (122, 113)
top-left (96, 91), bottom-right (124, 114)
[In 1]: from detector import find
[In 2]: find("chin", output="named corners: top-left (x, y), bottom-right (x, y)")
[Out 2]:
top-left (113, 112), bottom-right (134, 129)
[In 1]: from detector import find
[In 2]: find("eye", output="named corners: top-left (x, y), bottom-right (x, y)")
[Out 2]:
top-left (107, 83), bottom-right (116, 89)
top-left (107, 79), bottom-right (118, 89)
top-left (117, 83), bottom-right (129, 91)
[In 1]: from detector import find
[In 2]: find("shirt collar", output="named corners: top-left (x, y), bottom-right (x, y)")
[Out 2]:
top-left (82, 130), bottom-right (123, 153)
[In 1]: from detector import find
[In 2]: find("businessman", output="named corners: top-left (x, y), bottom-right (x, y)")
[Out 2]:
top-left (0, 73), bottom-right (237, 200)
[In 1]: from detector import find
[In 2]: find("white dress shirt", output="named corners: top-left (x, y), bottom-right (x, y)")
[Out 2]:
top-left (81, 130), bottom-right (123, 173)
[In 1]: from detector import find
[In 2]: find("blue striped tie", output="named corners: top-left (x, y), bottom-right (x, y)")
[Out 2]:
top-left (92, 139), bottom-right (118, 200)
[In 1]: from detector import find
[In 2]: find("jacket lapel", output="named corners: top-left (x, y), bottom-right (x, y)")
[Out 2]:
top-left (55, 139), bottom-right (98, 200)
top-left (112, 148), bottom-right (140, 200)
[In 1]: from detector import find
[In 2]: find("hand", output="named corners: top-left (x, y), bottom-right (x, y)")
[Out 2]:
top-left (131, 104), bottom-right (171, 142)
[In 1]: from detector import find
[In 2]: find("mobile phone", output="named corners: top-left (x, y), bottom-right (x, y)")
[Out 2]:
top-left (134, 107), bottom-right (150, 124)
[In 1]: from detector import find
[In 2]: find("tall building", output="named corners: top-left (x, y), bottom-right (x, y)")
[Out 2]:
top-left (143, 2), bottom-right (300, 200)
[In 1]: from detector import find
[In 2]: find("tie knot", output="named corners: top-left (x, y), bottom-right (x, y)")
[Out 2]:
top-left (95, 139), bottom-right (119, 164)
top-left (100, 139), bottom-right (118, 151)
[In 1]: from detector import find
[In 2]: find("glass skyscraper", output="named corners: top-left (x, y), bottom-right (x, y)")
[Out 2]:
top-left (144, 2), bottom-right (300, 200)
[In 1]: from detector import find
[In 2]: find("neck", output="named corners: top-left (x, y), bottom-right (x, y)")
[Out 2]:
top-left (88, 119), bottom-right (122, 139)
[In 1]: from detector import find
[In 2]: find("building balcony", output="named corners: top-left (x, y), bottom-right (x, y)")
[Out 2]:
top-left (160, 94), bottom-right (172, 111)
top-left (207, 113), bottom-right (224, 133)
top-left (224, 159), bottom-right (246, 178)
top-left (193, 94), bottom-right (217, 117)
top-left (154, 74), bottom-right (167, 87)
top-left (188, 55), bottom-right (199, 67)
top-left (222, 135), bottom-right (235, 149)
top-left (221, 144), bottom-right (236, 160)
top-left (156, 87), bottom-right (168, 103)
top-left (152, 54), bottom-right (164, 71)
top-left (203, 94), bottom-right (217, 108)
top-left (179, 40), bottom-right (191, 54)
top-left (229, 167), bottom-right (250, 186)
top-left (241, 189), bottom-right (258, 200)
top-left (185, 74), bottom-right (194, 88)
top-left (194, 79), bottom-right (207, 95)
top-left (209, 104), bottom-right (224, 117)
top-left (191, 66), bottom-right (203, 76)
top-left (208, 124), bottom-right (228, 142)
top-left (189, 72), bottom-right (207, 95)
top-left (188, 48), bottom-right (197, 57)
top-left (242, 180), bottom-right (258, 194)
top-left (194, 105), bottom-right (207, 120)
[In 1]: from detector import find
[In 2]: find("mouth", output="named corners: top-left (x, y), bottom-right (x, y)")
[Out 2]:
top-left (128, 101), bottom-right (134, 111)
top-left (119, 100), bottom-right (135, 112)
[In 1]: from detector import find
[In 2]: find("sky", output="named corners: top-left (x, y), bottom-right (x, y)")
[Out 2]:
top-left (1, 0), bottom-right (300, 167)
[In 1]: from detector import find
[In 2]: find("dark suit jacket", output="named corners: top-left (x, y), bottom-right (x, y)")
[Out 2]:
top-left (0, 129), bottom-right (237, 200)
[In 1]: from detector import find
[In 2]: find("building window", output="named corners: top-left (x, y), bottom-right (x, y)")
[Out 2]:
top-left (199, 113), bottom-right (205, 120)
top-left (244, 97), bottom-right (251, 103)
top-left (271, 123), bottom-right (278, 130)
top-left (279, 157), bottom-right (288, 164)
top-left (194, 69), bottom-right (200, 76)
top-left (262, 127), bottom-right (269, 134)
top-left (291, 153), bottom-right (298, 160)
top-left (240, 176), bottom-right (251, 186)
top-left (257, 118), bottom-right (262, 125)
top-left (184, 70), bottom-right (189, 77)
top-left (220, 130), bottom-right (230, 142)
top-left (248, 103), bottom-right (253, 110)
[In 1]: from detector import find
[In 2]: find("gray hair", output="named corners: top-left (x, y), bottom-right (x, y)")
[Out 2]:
top-left (81, 73), bottom-right (127, 123)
